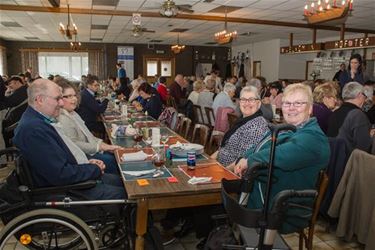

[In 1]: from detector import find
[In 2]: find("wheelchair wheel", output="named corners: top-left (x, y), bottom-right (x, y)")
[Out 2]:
top-left (0, 208), bottom-right (98, 250)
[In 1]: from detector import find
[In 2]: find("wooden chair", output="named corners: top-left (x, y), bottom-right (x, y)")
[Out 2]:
top-left (207, 130), bottom-right (225, 155)
top-left (227, 112), bottom-right (238, 130)
top-left (178, 117), bottom-right (192, 139)
top-left (204, 107), bottom-right (215, 128)
top-left (193, 104), bottom-right (204, 124)
top-left (298, 171), bottom-right (329, 250)
top-left (190, 124), bottom-right (210, 149)
top-left (174, 113), bottom-right (185, 132)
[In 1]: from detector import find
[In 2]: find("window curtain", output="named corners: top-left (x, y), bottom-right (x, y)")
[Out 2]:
top-left (88, 50), bottom-right (104, 79)
top-left (20, 49), bottom-right (39, 76)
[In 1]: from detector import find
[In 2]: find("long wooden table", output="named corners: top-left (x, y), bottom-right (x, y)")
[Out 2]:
top-left (103, 110), bottom-right (236, 250)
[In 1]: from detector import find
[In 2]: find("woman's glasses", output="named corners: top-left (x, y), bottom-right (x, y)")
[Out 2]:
top-left (239, 97), bottom-right (260, 104)
top-left (281, 101), bottom-right (308, 108)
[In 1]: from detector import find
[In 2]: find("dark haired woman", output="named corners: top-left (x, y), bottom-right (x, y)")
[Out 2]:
top-left (339, 53), bottom-right (364, 88)
top-left (135, 82), bottom-right (163, 119)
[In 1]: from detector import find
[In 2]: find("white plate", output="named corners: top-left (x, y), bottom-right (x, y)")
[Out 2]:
top-left (169, 143), bottom-right (204, 157)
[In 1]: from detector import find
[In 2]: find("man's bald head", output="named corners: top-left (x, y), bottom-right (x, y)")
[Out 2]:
top-left (28, 78), bottom-right (63, 118)
top-left (175, 74), bottom-right (184, 86)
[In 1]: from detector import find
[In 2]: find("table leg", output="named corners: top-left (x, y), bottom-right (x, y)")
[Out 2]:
top-left (135, 198), bottom-right (148, 250)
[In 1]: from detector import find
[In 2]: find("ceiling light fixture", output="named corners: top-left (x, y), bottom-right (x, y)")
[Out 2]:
top-left (160, 0), bottom-right (178, 17)
top-left (303, 0), bottom-right (353, 24)
top-left (70, 34), bottom-right (81, 51)
top-left (214, 7), bottom-right (237, 45)
top-left (59, 4), bottom-right (77, 39)
top-left (171, 33), bottom-right (185, 54)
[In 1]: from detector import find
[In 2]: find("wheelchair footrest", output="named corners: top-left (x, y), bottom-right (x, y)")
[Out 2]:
top-left (238, 225), bottom-right (290, 250)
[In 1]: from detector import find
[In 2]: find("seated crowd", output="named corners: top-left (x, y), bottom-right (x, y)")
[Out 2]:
top-left (1, 56), bottom-right (374, 248)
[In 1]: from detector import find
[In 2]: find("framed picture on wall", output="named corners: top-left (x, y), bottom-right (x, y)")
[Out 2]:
top-left (253, 61), bottom-right (261, 77)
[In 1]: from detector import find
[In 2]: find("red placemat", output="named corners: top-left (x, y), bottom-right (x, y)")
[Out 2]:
top-left (178, 162), bottom-right (239, 184)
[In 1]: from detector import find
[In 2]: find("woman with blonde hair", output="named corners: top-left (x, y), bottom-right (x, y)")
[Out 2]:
top-left (187, 80), bottom-right (203, 105)
top-left (313, 82), bottom-right (337, 134)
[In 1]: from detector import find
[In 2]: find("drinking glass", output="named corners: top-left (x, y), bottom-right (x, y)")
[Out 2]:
top-left (161, 135), bottom-right (169, 145)
top-left (142, 128), bottom-right (152, 147)
top-left (133, 128), bottom-right (143, 149)
top-left (152, 145), bottom-right (165, 175)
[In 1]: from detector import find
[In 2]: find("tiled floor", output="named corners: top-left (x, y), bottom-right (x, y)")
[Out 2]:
top-left (0, 163), bottom-right (364, 250)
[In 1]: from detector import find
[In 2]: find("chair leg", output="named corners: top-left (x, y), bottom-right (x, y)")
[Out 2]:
top-left (306, 226), bottom-right (315, 250)
top-left (298, 231), bottom-right (304, 250)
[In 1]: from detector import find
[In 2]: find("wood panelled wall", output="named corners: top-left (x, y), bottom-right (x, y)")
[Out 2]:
top-left (2, 40), bottom-right (230, 80)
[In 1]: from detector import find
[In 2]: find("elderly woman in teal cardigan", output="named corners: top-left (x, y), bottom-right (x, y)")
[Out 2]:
top-left (233, 83), bottom-right (330, 233)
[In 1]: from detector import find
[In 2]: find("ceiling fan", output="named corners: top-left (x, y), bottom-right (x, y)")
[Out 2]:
top-left (130, 13), bottom-right (155, 37)
top-left (132, 25), bottom-right (155, 37)
top-left (159, 0), bottom-right (194, 17)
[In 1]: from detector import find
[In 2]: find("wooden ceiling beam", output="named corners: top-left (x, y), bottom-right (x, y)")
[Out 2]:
top-left (1, 4), bottom-right (374, 34)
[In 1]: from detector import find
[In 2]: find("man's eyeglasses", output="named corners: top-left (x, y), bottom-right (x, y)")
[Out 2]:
top-left (239, 97), bottom-right (260, 104)
top-left (42, 95), bottom-right (64, 102)
top-left (281, 101), bottom-right (308, 108)
top-left (62, 94), bottom-right (77, 99)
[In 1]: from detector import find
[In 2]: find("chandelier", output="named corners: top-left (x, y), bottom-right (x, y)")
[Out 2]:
top-left (214, 8), bottom-right (237, 45)
top-left (160, 0), bottom-right (178, 17)
top-left (70, 34), bottom-right (81, 51)
top-left (303, 0), bottom-right (353, 24)
top-left (59, 4), bottom-right (77, 39)
top-left (171, 33), bottom-right (185, 54)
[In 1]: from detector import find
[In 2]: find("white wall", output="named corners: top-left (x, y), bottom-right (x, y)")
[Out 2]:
top-left (279, 53), bottom-right (316, 80)
top-left (232, 39), bottom-right (280, 82)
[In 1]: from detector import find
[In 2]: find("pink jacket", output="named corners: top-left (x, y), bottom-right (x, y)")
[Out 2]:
top-left (214, 107), bottom-right (235, 132)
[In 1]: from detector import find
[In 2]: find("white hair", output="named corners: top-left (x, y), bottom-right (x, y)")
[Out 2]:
top-left (223, 83), bottom-right (236, 94)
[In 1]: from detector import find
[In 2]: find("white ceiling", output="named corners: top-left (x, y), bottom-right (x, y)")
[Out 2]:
top-left (0, 0), bottom-right (374, 46)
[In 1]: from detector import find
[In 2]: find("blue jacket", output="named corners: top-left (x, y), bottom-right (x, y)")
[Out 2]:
top-left (339, 70), bottom-right (364, 88)
top-left (76, 88), bottom-right (108, 131)
top-left (13, 106), bottom-right (101, 187)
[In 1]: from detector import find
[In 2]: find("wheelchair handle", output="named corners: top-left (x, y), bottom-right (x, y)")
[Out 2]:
top-left (269, 124), bottom-right (296, 138)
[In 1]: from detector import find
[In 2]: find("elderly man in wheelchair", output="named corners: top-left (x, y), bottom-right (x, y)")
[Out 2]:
top-left (0, 79), bottom-right (133, 249)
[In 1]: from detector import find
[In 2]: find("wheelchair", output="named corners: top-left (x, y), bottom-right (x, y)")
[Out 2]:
top-left (0, 147), bottom-right (136, 250)
top-left (217, 124), bottom-right (326, 250)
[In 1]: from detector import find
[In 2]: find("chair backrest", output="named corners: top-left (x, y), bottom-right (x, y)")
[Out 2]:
top-left (178, 117), bottom-right (192, 139)
top-left (193, 104), bottom-right (204, 124)
top-left (207, 130), bottom-right (225, 155)
top-left (175, 113), bottom-right (185, 132)
top-left (191, 124), bottom-right (210, 148)
top-left (214, 107), bottom-right (235, 133)
top-left (204, 107), bottom-right (215, 127)
top-left (227, 113), bottom-right (238, 130)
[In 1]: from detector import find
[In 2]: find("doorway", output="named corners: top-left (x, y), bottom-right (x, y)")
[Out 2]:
top-left (143, 56), bottom-right (175, 86)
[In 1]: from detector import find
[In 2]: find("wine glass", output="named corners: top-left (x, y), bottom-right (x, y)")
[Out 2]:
top-left (133, 128), bottom-right (143, 149)
top-left (161, 135), bottom-right (169, 145)
top-left (152, 145), bottom-right (165, 175)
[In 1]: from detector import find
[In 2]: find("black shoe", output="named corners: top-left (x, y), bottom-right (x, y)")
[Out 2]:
top-left (196, 237), bottom-right (207, 250)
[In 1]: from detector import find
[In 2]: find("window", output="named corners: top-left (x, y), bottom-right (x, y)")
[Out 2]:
top-left (0, 46), bottom-right (6, 76)
top-left (38, 52), bottom-right (88, 81)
